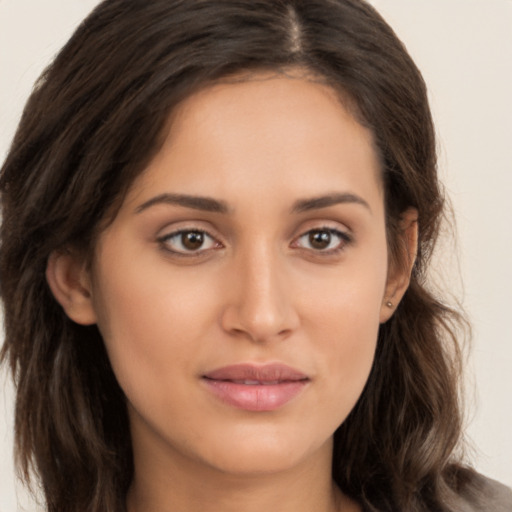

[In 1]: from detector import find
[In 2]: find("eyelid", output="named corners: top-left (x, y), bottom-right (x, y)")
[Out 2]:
top-left (154, 220), bottom-right (352, 258)
top-left (157, 225), bottom-right (224, 256)
top-left (155, 219), bottom-right (223, 242)
top-left (290, 224), bottom-right (353, 254)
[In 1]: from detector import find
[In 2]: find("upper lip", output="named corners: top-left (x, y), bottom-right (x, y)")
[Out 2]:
top-left (203, 363), bottom-right (309, 382)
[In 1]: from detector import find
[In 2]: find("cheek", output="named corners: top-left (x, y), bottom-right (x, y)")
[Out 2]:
top-left (90, 246), bottom-right (219, 407)
top-left (301, 248), bottom-right (387, 416)
top-left (312, 292), bottom-right (380, 397)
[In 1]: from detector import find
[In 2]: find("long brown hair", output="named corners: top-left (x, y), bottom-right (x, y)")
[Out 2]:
top-left (1, 1), bottom-right (474, 510)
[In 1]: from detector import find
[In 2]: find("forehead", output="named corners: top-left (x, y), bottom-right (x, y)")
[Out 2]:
top-left (123, 72), bottom-right (383, 213)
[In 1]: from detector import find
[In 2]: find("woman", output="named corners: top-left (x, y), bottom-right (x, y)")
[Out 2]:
top-left (0, 1), bottom-right (510, 511)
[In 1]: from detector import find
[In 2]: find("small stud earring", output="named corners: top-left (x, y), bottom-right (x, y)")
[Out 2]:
top-left (386, 301), bottom-right (393, 308)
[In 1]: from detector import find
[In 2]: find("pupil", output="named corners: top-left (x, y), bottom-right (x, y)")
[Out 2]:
top-left (182, 231), bottom-right (204, 250)
top-left (309, 230), bottom-right (331, 249)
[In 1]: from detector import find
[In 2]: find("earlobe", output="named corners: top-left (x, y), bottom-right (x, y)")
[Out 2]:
top-left (46, 250), bottom-right (97, 325)
top-left (380, 208), bottom-right (419, 323)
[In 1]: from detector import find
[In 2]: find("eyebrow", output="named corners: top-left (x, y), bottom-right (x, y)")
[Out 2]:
top-left (134, 191), bottom-right (371, 215)
top-left (291, 193), bottom-right (371, 214)
top-left (135, 193), bottom-right (230, 214)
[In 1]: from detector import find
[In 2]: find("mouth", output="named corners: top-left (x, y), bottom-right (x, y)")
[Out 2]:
top-left (202, 363), bottom-right (310, 412)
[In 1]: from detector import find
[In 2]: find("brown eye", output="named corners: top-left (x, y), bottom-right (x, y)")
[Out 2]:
top-left (308, 230), bottom-right (332, 250)
top-left (182, 231), bottom-right (205, 250)
top-left (159, 229), bottom-right (219, 254)
top-left (295, 228), bottom-right (350, 253)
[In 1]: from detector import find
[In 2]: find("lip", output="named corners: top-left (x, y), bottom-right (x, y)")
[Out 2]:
top-left (202, 363), bottom-right (309, 412)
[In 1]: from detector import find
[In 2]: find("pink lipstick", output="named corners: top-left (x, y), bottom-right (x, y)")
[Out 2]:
top-left (202, 363), bottom-right (309, 411)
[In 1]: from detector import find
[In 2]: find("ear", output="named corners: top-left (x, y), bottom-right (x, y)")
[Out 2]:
top-left (46, 249), bottom-right (97, 325)
top-left (380, 208), bottom-right (418, 323)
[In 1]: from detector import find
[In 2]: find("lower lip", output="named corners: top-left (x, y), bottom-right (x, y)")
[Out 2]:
top-left (202, 379), bottom-right (308, 411)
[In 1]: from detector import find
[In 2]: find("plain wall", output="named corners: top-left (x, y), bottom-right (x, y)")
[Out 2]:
top-left (1, 0), bottom-right (511, 510)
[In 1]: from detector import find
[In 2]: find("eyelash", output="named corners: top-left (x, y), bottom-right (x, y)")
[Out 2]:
top-left (157, 226), bottom-right (352, 257)
top-left (157, 229), bottom-right (221, 257)
top-left (292, 227), bottom-right (352, 255)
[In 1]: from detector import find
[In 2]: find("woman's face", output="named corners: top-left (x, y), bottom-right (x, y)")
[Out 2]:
top-left (83, 74), bottom-right (398, 476)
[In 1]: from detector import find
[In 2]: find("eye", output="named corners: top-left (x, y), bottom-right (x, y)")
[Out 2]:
top-left (158, 229), bottom-right (221, 255)
top-left (294, 228), bottom-right (351, 253)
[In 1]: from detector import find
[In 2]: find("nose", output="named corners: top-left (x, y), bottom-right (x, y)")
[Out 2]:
top-left (220, 244), bottom-right (300, 343)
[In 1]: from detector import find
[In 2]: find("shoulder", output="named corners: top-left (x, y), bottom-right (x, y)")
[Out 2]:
top-left (455, 473), bottom-right (512, 512)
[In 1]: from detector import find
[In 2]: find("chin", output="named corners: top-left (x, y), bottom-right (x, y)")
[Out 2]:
top-left (193, 427), bottom-right (334, 476)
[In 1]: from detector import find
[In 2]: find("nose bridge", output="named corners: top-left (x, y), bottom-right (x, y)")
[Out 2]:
top-left (222, 237), bottom-right (298, 342)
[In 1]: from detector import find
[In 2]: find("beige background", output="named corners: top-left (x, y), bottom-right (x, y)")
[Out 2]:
top-left (1, 0), bottom-right (511, 510)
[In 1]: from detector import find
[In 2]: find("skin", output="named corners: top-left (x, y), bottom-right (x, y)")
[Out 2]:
top-left (47, 72), bottom-right (416, 512)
